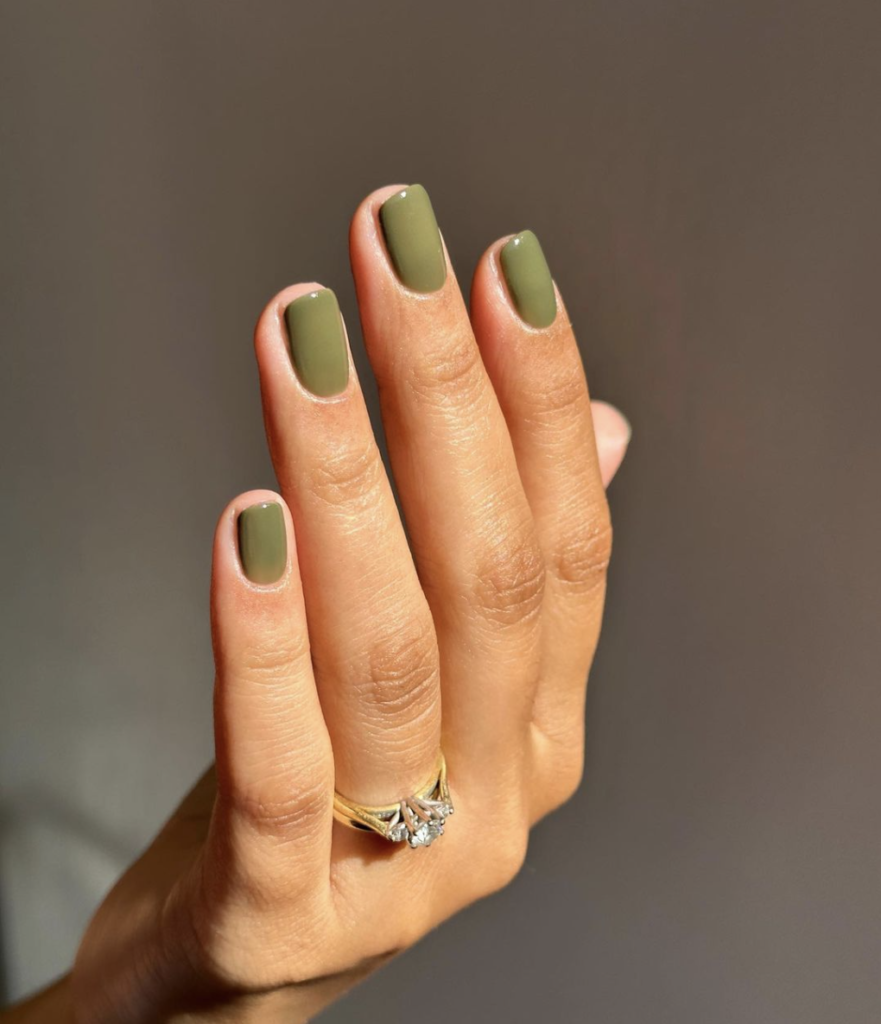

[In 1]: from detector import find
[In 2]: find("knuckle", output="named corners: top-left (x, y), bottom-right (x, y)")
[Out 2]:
top-left (549, 753), bottom-right (585, 810)
top-left (309, 439), bottom-right (384, 510)
top-left (358, 613), bottom-right (440, 723)
top-left (182, 886), bottom-right (325, 993)
top-left (445, 788), bottom-right (530, 902)
top-left (236, 628), bottom-right (312, 688)
top-left (548, 505), bottom-right (613, 596)
top-left (175, 855), bottom-right (320, 992)
top-left (486, 828), bottom-right (530, 893)
top-left (231, 771), bottom-right (332, 842)
top-left (530, 731), bottom-right (586, 819)
top-left (523, 366), bottom-right (588, 426)
top-left (407, 334), bottom-right (484, 407)
top-left (380, 911), bottom-right (432, 957)
top-left (471, 527), bottom-right (546, 628)
top-left (330, 868), bottom-right (427, 955)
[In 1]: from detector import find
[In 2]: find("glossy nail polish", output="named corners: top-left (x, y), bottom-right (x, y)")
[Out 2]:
top-left (283, 289), bottom-right (349, 397)
top-left (499, 230), bottom-right (557, 329)
top-left (237, 501), bottom-right (287, 584)
top-left (379, 184), bottom-right (446, 293)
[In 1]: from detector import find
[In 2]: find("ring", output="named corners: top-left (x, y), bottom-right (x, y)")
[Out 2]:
top-left (333, 751), bottom-right (454, 848)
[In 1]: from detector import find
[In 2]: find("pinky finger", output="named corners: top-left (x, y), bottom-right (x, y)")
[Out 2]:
top-left (591, 400), bottom-right (632, 488)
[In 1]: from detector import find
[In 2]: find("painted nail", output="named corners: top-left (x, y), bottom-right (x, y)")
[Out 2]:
top-left (283, 289), bottom-right (349, 397)
top-left (237, 501), bottom-right (287, 584)
top-left (379, 184), bottom-right (446, 293)
top-left (499, 230), bottom-right (557, 329)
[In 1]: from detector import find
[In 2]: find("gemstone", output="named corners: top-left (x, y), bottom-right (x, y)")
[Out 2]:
top-left (388, 821), bottom-right (409, 842)
top-left (408, 821), bottom-right (442, 848)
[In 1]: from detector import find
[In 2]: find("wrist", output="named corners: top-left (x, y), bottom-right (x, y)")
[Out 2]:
top-left (159, 963), bottom-right (377, 1024)
top-left (1, 966), bottom-right (366, 1024)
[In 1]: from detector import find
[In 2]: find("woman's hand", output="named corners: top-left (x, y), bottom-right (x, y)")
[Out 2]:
top-left (56, 185), bottom-right (629, 1023)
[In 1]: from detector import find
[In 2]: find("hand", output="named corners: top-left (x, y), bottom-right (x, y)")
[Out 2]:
top-left (56, 186), bottom-right (628, 1023)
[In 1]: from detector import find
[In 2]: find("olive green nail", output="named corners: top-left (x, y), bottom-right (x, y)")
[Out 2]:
top-left (237, 501), bottom-right (287, 584)
top-left (499, 230), bottom-right (557, 329)
top-left (379, 184), bottom-right (446, 293)
top-left (283, 289), bottom-right (349, 397)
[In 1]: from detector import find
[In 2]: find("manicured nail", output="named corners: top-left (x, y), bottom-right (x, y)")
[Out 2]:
top-left (283, 289), bottom-right (349, 397)
top-left (379, 184), bottom-right (446, 293)
top-left (237, 501), bottom-right (287, 584)
top-left (499, 230), bottom-right (557, 329)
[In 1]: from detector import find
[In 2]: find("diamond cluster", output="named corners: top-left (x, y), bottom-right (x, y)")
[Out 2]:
top-left (386, 796), bottom-right (454, 848)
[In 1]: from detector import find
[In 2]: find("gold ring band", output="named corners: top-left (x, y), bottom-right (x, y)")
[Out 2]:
top-left (333, 751), bottom-right (453, 848)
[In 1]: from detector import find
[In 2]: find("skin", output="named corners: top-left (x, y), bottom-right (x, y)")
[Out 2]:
top-left (2, 186), bottom-right (630, 1024)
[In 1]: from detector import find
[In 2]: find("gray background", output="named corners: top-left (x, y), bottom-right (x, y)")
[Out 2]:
top-left (1, 1), bottom-right (880, 1021)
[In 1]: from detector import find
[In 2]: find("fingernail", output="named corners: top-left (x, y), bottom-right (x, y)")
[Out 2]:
top-left (617, 411), bottom-right (633, 446)
top-left (283, 289), bottom-right (349, 397)
top-left (237, 501), bottom-right (287, 584)
top-left (499, 230), bottom-right (557, 329)
top-left (379, 184), bottom-right (447, 293)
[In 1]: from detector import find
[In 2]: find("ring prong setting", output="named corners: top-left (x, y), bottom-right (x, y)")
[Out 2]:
top-left (333, 751), bottom-right (453, 849)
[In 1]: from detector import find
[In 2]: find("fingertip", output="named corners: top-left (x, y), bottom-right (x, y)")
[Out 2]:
top-left (253, 281), bottom-right (327, 360)
top-left (590, 401), bottom-right (632, 487)
top-left (470, 234), bottom-right (514, 315)
top-left (348, 183), bottom-right (410, 264)
top-left (350, 182), bottom-right (456, 302)
top-left (351, 182), bottom-right (410, 230)
top-left (471, 232), bottom-right (567, 339)
top-left (214, 489), bottom-right (296, 592)
top-left (591, 400), bottom-right (633, 446)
